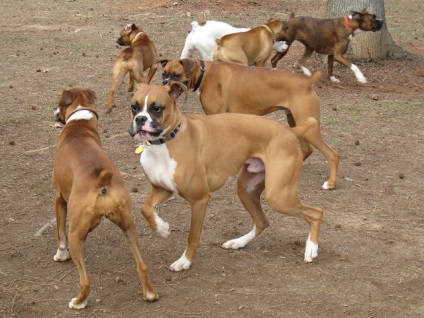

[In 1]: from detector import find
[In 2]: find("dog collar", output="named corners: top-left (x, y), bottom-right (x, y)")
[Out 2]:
top-left (132, 31), bottom-right (144, 44)
top-left (66, 107), bottom-right (99, 123)
top-left (147, 123), bottom-right (181, 146)
top-left (193, 60), bottom-right (205, 92)
top-left (344, 16), bottom-right (355, 34)
top-left (262, 24), bottom-right (276, 39)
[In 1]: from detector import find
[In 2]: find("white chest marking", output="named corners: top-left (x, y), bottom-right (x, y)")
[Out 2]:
top-left (140, 144), bottom-right (177, 192)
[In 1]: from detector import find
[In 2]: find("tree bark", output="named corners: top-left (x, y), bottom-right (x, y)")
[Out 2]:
top-left (326, 0), bottom-right (406, 59)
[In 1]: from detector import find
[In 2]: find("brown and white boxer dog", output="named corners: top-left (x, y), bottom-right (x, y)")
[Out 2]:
top-left (270, 10), bottom-right (384, 83)
top-left (53, 87), bottom-right (158, 309)
top-left (211, 19), bottom-right (288, 67)
top-left (160, 59), bottom-right (339, 190)
top-left (128, 82), bottom-right (323, 272)
top-left (105, 23), bottom-right (158, 113)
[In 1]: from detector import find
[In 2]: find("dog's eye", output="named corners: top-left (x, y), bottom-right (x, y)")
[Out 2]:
top-left (151, 105), bottom-right (163, 113)
top-left (131, 103), bottom-right (138, 113)
top-left (172, 73), bottom-right (181, 80)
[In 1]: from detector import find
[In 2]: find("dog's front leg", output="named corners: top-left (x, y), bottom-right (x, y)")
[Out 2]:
top-left (170, 194), bottom-right (210, 271)
top-left (141, 185), bottom-right (173, 238)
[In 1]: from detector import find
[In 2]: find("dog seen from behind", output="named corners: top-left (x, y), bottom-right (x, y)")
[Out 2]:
top-left (53, 87), bottom-right (158, 309)
top-left (128, 82), bottom-right (323, 272)
top-left (105, 24), bottom-right (158, 113)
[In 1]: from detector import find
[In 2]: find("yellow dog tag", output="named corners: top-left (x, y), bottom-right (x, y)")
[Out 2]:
top-left (135, 145), bottom-right (144, 154)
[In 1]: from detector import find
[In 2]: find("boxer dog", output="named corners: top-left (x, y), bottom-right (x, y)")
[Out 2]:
top-left (211, 19), bottom-right (288, 66)
top-left (270, 10), bottom-right (384, 83)
top-left (105, 23), bottom-right (158, 113)
top-left (128, 82), bottom-right (323, 272)
top-left (160, 59), bottom-right (339, 190)
top-left (53, 88), bottom-right (158, 309)
top-left (181, 20), bottom-right (288, 61)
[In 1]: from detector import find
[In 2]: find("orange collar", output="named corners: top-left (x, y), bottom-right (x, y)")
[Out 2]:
top-left (344, 16), bottom-right (354, 34)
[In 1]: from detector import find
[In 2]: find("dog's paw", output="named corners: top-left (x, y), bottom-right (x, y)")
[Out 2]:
top-left (143, 290), bottom-right (159, 302)
top-left (322, 181), bottom-right (335, 190)
top-left (300, 66), bottom-right (312, 76)
top-left (154, 213), bottom-right (170, 238)
top-left (222, 226), bottom-right (256, 249)
top-left (170, 251), bottom-right (191, 271)
top-left (304, 235), bottom-right (318, 263)
top-left (357, 77), bottom-right (368, 84)
top-left (69, 298), bottom-right (87, 310)
top-left (330, 76), bottom-right (340, 83)
top-left (53, 248), bottom-right (71, 262)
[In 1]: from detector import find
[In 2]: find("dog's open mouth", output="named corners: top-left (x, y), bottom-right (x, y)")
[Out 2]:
top-left (134, 129), bottom-right (162, 141)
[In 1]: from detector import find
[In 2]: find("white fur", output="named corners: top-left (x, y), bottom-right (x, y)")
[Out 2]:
top-left (330, 76), bottom-right (340, 83)
top-left (140, 144), bottom-right (177, 192)
top-left (322, 181), bottom-right (331, 190)
top-left (170, 249), bottom-right (192, 271)
top-left (144, 290), bottom-right (157, 301)
top-left (53, 235), bottom-right (70, 261)
top-left (350, 63), bottom-right (367, 83)
top-left (67, 106), bottom-right (94, 123)
top-left (180, 21), bottom-right (286, 60)
top-left (154, 212), bottom-right (170, 238)
top-left (301, 66), bottom-right (312, 76)
top-left (304, 234), bottom-right (318, 263)
top-left (69, 298), bottom-right (87, 310)
top-left (181, 21), bottom-right (250, 60)
top-left (222, 225), bottom-right (257, 249)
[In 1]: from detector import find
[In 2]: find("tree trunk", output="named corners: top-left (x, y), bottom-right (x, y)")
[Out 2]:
top-left (326, 0), bottom-right (403, 59)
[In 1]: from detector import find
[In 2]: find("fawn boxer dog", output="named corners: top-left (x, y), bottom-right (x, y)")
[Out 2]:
top-left (211, 19), bottom-right (288, 66)
top-left (105, 23), bottom-right (158, 113)
top-left (270, 10), bottom-right (384, 83)
top-left (181, 20), bottom-right (288, 61)
top-left (128, 82), bottom-right (323, 271)
top-left (53, 88), bottom-right (158, 309)
top-left (160, 59), bottom-right (339, 189)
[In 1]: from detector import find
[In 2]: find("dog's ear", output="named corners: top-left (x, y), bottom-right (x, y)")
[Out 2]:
top-left (180, 59), bottom-right (196, 77)
top-left (59, 89), bottom-right (74, 107)
top-left (350, 11), bottom-right (364, 21)
top-left (168, 81), bottom-right (188, 101)
top-left (84, 89), bottom-right (97, 102)
top-left (157, 59), bottom-right (171, 69)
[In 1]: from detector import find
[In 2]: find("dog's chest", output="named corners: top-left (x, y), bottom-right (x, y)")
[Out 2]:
top-left (140, 144), bottom-right (177, 192)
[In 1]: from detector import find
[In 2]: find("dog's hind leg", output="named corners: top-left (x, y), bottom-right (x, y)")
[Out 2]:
top-left (105, 65), bottom-right (127, 113)
top-left (67, 206), bottom-right (103, 309)
top-left (264, 161), bottom-right (323, 263)
top-left (286, 112), bottom-right (313, 160)
top-left (53, 192), bottom-right (71, 262)
top-left (107, 201), bottom-right (158, 302)
top-left (222, 161), bottom-right (269, 249)
top-left (145, 63), bottom-right (158, 84)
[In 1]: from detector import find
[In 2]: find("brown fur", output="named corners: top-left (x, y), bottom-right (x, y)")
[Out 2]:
top-left (105, 24), bottom-right (158, 113)
top-left (53, 87), bottom-right (158, 309)
top-left (211, 19), bottom-right (288, 66)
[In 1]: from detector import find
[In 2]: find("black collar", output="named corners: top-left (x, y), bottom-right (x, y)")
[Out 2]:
top-left (193, 60), bottom-right (205, 92)
top-left (148, 123), bottom-right (181, 145)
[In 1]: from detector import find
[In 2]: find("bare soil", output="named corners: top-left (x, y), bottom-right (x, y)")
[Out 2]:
top-left (1, 0), bottom-right (423, 317)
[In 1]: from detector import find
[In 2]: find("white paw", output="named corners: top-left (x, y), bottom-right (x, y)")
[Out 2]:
top-left (301, 66), bottom-right (312, 76)
top-left (53, 248), bottom-right (70, 262)
top-left (222, 226), bottom-right (256, 249)
top-left (330, 76), bottom-right (340, 83)
top-left (69, 298), bottom-right (87, 310)
top-left (170, 251), bottom-right (191, 271)
top-left (357, 76), bottom-right (367, 84)
top-left (304, 235), bottom-right (318, 263)
top-left (144, 290), bottom-right (159, 301)
top-left (322, 181), bottom-right (330, 190)
top-left (154, 213), bottom-right (170, 238)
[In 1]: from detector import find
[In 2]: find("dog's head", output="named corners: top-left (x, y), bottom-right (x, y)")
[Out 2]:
top-left (265, 19), bottom-right (289, 41)
top-left (350, 9), bottom-right (384, 32)
top-left (54, 88), bottom-right (97, 124)
top-left (116, 23), bottom-right (143, 46)
top-left (159, 58), bottom-right (196, 87)
top-left (128, 82), bottom-right (187, 142)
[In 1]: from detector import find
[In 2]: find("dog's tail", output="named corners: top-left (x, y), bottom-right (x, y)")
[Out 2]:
top-left (95, 168), bottom-right (114, 194)
top-left (291, 117), bottom-right (318, 137)
top-left (310, 71), bottom-right (324, 85)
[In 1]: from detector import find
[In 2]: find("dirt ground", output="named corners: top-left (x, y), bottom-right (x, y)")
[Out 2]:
top-left (1, 0), bottom-right (423, 317)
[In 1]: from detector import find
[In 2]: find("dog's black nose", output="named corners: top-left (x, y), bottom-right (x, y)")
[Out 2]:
top-left (116, 37), bottom-right (125, 46)
top-left (135, 115), bottom-right (148, 125)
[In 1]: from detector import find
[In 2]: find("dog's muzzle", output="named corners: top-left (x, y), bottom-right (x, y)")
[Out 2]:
top-left (372, 19), bottom-right (384, 32)
top-left (116, 37), bottom-right (125, 46)
top-left (54, 107), bottom-right (65, 124)
top-left (129, 115), bottom-right (162, 138)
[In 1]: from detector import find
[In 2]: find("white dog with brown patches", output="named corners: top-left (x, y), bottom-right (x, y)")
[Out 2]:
top-left (128, 82), bottom-right (323, 272)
